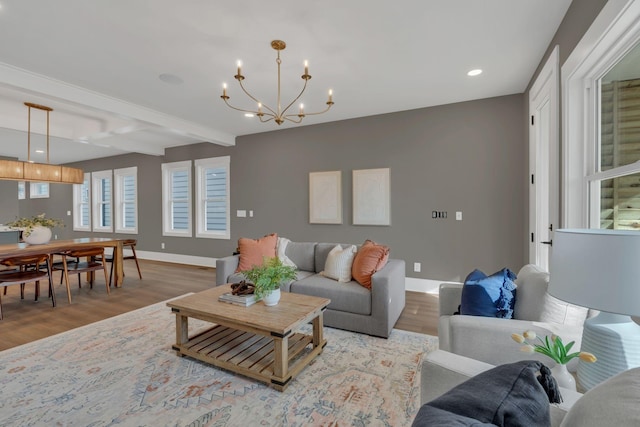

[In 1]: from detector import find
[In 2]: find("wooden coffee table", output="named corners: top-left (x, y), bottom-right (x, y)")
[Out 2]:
top-left (167, 285), bottom-right (330, 391)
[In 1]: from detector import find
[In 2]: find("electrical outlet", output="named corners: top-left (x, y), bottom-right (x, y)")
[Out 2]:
top-left (414, 262), bottom-right (421, 272)
top-left (67, 210), bottom-right (71, 216)
top-left (456, 211), bottom-right (462, 221)
top-left (161, 242), bottom-right (165, 249)
top-left (249, 210), bottom-right (254, 217)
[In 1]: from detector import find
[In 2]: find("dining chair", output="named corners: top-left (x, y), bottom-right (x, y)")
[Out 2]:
top-left (54, 247), bottom-right (110, 303)
top-left (0, 254), bottom-right (55, 320)
top-left (101, 239), bottom-right (142, 287)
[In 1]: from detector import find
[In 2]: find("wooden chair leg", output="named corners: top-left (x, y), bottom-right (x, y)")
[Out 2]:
top-left (103, 266), bottom-right (110, 295)
top-left (47, 260), bottom-right (56, 308)
top-left (131, 246), bottom-right (142, 279)
top-left (62, 257), bottom-right (72, 304)
top-left (109, 259), bottom-right (114, 287)
top-left (34, 281), bottom-right (40, 301)
top-left (20, 283), bottom-right (25, 299)
top-left (0, 291), bottom-right (3, 320)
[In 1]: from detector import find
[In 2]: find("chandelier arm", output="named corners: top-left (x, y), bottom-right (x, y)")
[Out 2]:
top-left (257, 115), bottom-right (275, 123)
top-left (222, 98), bottom-right (273, 118)
top-left (237, 79), bottom-right (278, 117)
top-left (284, 103), bottom-right (333, 119)
top-left (283, 115), bottom-right (304, 124)
top-left (280, 79), bottom-right (309, 117)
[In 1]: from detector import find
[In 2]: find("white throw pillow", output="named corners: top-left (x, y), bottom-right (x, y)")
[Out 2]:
top-left (276, 237), bottom-right (297, 268)
top-left (322, 244), bottom-right (357, 282)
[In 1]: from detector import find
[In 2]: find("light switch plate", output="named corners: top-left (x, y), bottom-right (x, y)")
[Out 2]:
top-left (456, 211), bottom-right (462, 221)
top-left (237, 210), bottom-right (247, 217)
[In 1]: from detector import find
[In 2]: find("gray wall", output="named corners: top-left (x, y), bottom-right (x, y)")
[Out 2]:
top-left (19, 94), bottom-right (525, 282)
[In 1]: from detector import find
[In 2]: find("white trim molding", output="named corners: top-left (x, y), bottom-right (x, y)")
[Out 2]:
top-left (562, 0), bottom-right (640, 227)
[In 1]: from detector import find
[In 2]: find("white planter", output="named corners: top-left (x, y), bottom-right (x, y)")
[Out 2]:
top-left (551, 363), bottom-right (576, 391)
top-left (262, 288), bottom-right (281, 306)
top-left (23, 226), bottom-right (52, 245)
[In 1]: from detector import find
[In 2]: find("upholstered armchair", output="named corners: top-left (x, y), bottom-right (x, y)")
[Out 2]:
top-left (438, 264), bottom-right (592, 369)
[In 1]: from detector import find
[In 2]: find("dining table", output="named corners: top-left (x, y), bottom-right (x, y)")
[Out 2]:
top-left (0, 237), bottom-right (127, 287)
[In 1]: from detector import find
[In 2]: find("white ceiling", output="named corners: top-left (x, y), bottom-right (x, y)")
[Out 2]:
top-left (0, 0), bottom-right (573, 164)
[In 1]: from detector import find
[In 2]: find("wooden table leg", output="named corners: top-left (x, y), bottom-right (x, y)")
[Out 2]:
top-left (313, 311), bottom-right (324, 349)
top-left (273, 335), bottom-right (289, 389)
top-left (173, 311), bottom-right (188, 356)
top-left (112, 242), bottom-right (124, 287)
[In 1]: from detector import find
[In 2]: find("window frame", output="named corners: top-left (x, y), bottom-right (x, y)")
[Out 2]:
top-left (195, 156), bottom-right (231, 239)
top-left (562, 0), bottom-right (640, 228)
top-left (17, 181), bottom-right (25, 200)
top-left (29, 182), bottom-right (49, 199)
top-left (114, 167), bottom-right (138, 234)
top-left (92, 169), bottom-right (113, 232)
top-left (73, 172), bottom-right (91, 231)
top-left (161, 160), bottom-right (192, 237)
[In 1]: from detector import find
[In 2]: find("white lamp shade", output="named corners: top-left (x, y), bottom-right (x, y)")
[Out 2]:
top-left (548, 229), bottom-right (640, 317)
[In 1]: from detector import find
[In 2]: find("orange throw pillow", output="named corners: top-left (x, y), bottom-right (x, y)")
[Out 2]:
top-left (236, 233), bottom-right (278, 272)
top-left (351, 239), bottom-right (390, 289)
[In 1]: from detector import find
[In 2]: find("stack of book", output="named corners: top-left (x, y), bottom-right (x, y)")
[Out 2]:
top-left (218, 292), bottom-right (260, 307)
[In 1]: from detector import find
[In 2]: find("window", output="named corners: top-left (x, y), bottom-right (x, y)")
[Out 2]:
top-left (73, 173), bottom-right (91, 231)
top-left (162, 161), bottom-right (192, 236)
top-left (29, 182), bottom-right (49, 198)
top-left (92, 170), bottom-right (112, 232)
top-left (114, 167), bottom-right (138, 234)
top-left (562, 1), bottom-right (640, 228)
top-left (195, 156), bottom-right (230, 239)
top-left (18, 181), bottom-right (25, 200)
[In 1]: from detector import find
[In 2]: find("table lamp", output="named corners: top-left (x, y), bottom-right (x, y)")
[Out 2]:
top-left (548, 229), bottom-right (640, 390)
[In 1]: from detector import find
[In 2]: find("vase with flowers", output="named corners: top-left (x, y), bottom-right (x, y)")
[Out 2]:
top-left (511, 330), bottom-right (597, 390)
top-left (7, 213), bottom-right (64, 245)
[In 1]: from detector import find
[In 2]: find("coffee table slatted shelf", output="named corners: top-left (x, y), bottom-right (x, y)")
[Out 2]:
top-left (168, 286), bottom-right (330, 391)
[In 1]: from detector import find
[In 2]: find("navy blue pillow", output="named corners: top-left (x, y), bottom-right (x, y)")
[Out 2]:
top-left (460, 268), bottom-right (517, 319)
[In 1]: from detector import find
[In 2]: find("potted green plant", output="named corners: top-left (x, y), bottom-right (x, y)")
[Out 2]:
top-left (244, 257), bottom-right (297, 306)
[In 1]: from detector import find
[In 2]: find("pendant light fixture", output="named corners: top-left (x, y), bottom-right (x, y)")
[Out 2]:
top-left (0, 102), bottom-right (84, 184)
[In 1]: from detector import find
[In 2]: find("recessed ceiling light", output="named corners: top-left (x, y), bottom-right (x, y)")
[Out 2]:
top-left (158, 73), bottom-right (184, 85)
top-left (467, 69), bottom-right (483, 77)
top-left (244, 113), bottom-right (254, 118)
top-left (35, 150), bottom-right (44, 153)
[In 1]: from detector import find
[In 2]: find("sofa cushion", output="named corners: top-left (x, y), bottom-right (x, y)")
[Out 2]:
top-left (422, 360), bottom-right (557, 427)
top-left (351, 240), bottom-right (390, 289)
top-left (236, 233), bottom-right (277, 272)
top-left (322, 244), bottom-right (357, 282)
top-left (314, 243), bottom-right (352, 273)
top-left (291, 274), bottom-right (372, 315)
top-left (285, 241), bottom-right (317, 272)
top-left (460, 268), bottom-right (517, 319)
top-left (514, 264), bottom-right (549, 321)
top-left (560, 367), bottom-right (640, 427)
top-left (514, 264), bottom-right (589, 326)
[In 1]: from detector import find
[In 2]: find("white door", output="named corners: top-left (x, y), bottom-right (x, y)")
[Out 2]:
top-left (529, 46), bottom-right (559, 272)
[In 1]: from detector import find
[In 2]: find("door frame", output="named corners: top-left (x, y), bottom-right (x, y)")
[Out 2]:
top-left (528, 45), bottom-right (559, 270)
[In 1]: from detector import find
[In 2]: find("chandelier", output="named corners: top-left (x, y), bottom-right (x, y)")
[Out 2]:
top-left (0, 102), bottom-right (84, 184)
top-left (220, 40), bottom-right (334, 125)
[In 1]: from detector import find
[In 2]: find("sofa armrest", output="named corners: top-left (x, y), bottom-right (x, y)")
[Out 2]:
top-left (439, 314), bottom-right (583, 369)
top-left (215, 255), bottom-right (239, 286)
top-left (421, 350), bottom-right (494, 405)
top-left (370, 259), bottom-right (406, 338)
top-left (439, 282), bottom-right (462, 316)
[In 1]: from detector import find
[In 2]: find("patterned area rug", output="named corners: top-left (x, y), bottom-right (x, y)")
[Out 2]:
top-left (0, 296), bottom-right (438, 426)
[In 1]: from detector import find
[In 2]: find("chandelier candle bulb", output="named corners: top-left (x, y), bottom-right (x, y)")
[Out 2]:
top-left (222, 83), bottom-right (227, 97)
top-left (304, 60), bottom-right (309, 75)
top-left (328, 89), bottom-right (333, 103)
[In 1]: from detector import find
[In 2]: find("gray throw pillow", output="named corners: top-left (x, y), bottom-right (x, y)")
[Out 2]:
top-left (413, 360), bottom-right (560, 427)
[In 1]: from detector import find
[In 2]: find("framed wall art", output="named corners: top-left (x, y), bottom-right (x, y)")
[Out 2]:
top-left (309, 170), bottom-right (342, 224)
top-left (352, 168), bottom-right (390, 226)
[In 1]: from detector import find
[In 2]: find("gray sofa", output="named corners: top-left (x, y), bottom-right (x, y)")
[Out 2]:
top-left (215, 241), bottom-right (406, 338)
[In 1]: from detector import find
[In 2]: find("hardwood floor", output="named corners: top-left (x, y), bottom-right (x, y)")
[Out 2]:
top-left (0, 260), bottom-right (439, 351)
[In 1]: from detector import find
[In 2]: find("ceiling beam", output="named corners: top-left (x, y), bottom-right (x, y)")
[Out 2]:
top-left (0, 62), bottom-right (236, 147)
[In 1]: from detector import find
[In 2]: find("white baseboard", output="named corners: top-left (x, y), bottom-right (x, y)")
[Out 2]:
top-left (134, 250), bottom-right (217, 268)
top-left (405, 277), bottom-right (451, 294)
top-left (129, 251), bottom-right (453, 293)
